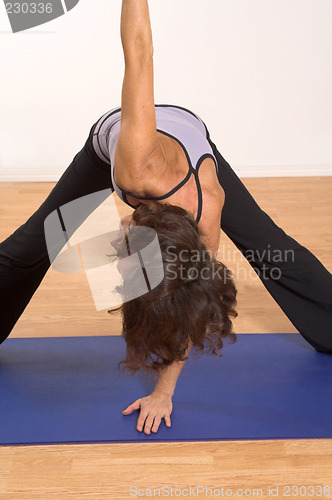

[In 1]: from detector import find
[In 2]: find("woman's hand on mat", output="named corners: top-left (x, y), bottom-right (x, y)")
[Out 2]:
top-left (122, 390), bottom-right (173, 434)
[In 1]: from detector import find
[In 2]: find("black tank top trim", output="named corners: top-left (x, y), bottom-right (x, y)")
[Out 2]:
top-left (116, 147), bottom-right (217, 225)
top-left (114, 129), bottom-right (193, 201)
top-left (121, 166), bottom-right (192, 202)
top-left (155, 104), bottom-right (200, 121)
top-left (99, 109), bottom-right (217, 224)
top-left (194, 153), bottom-right (217, 223)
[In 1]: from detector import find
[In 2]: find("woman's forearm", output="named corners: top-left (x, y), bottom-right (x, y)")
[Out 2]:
top-left (153, 345), bottom-right (192, 397)
top-left (121, 0), bottom-right (153, 61)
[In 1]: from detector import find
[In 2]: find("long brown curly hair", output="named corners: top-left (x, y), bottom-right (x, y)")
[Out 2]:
top-left (109, 202), bottom-right (238, 376)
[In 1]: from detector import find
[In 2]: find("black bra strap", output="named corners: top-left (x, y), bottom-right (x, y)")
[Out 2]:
top-left (194, 173), bottom-right (203, 224)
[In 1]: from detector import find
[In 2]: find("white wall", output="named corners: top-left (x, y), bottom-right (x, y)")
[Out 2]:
top-left (0, 0), bottom-right (331, 181)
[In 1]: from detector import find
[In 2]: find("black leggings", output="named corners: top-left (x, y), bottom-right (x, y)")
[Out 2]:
top-left (1, 121), bottom-right (331, 352)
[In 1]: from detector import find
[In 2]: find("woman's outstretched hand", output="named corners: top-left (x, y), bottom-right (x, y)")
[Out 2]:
top-left (122, 390), bottom-right (173, 435)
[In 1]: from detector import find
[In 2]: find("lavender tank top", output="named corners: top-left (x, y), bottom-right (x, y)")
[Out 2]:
top-left (92, 105), bottom-right (218, 223)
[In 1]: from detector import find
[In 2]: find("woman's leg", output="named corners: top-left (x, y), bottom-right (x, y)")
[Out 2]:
top-left (0, 123), bottom-right (114, 344)
top-left (207, 135), bottom-right (332, 353)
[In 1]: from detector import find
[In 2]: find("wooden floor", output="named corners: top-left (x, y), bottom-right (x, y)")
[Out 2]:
top-left (0, 177), bottom-right (331, 499)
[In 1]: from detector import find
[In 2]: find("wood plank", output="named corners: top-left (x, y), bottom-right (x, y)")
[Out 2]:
top-left (1, 177), bottom-right (331, 337)
top-left (1, 441), bottom-right (331, 499)
top-left (0, 178), bottom-right (331, 500)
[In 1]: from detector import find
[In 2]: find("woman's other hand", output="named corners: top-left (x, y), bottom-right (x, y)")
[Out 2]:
top-left (122, 390), bottom-right (173, 434)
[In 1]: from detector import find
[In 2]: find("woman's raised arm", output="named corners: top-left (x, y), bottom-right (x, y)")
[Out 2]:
top-left (114, 0), bottom-right (157, 190)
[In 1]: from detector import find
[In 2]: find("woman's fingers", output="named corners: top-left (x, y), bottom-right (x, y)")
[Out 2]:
top-left (151, 415), bottom-right (162, 433)
top-left (164, 414), bottom-right (171, 428)
top-left (137, 409), bottom-right (149, 432)
top-left (122, 399), bottom-right (141, 415)
top-left (143, 414), bottom-right (155, 435)
top-left (122, 393), bottom-right (173, 434)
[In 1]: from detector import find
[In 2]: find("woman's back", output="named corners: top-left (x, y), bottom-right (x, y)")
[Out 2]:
top-left (92, 104), bottom-right (225, 250)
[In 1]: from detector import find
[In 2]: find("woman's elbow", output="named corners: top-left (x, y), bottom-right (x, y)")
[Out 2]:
top-left (122, 34), bottom-right (153, 64)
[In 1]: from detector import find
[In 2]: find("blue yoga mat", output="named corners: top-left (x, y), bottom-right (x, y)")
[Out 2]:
top-left (0, 334), bottom-right (331, 445)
